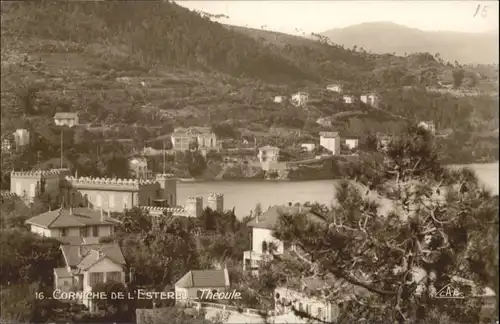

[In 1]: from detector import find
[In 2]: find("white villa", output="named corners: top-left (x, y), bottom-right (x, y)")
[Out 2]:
top-left (25, 207), bottom-right (117, 240)
top-left (274, 275), bottom-right (370, 323)
top-left (326, 84), bottom-right (342, 93)
top-left (319, 132), bottom-right (341, 155)
top-left (243, 205), bottom-right (326, 273)
top-left (360, 93), bottom-right (379, 107)
top-left (342, 95), bottom-right (355, 104)
top-left (54, 112), bottom-right (79, 127)
top-left (291, 92), bottom-right (309, 107)
top-left (343, 137), bottom-right (359, 150)
top-left (55, 241), bottom-right (127, 311)
top-left (274, 96), bottom-right (286, 103)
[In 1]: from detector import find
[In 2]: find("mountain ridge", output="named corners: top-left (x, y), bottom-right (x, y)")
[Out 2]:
top-left (321, 22), bottom-right (498, 64)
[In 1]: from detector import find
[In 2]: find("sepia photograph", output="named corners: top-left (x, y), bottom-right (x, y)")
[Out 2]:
top-left (0, 0), bottom-right (498, 323)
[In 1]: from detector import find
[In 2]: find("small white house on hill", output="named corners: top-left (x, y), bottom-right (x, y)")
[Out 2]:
top-left (319, 132), bottom-right (341, 155)
top-left (326, 84), bottom-right (342, 93)
top-left (291, 92), bottom-right (309, 107)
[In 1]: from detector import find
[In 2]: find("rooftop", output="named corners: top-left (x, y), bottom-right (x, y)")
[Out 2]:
top-left (54, 112), bottom-right (78, 119)
top-left (247, 205), bottom-right (326, 230)
top-left (25, 207), bottom-right (118, 229)
top-left (319, 132), bottom-right (339, 138)
top-left (259, 145), bottom-right (280, 151)
top-left (61, 243), bottom-right (126, 270)
top-left (175, 269), bottom-right (230, 289)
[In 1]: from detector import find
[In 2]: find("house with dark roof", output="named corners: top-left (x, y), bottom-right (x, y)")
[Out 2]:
top-left (54, 112), bottom-right (79, 127)
top-left (56, 241), bottom-right (126, 311)
top-left (243, 205), bottom-right (327, 273)
top-left (174, 268), bottom-right (230, 304)
top-left (25, 207), bottom-right (118, 240)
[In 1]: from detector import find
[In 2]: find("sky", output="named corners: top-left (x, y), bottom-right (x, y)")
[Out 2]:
top-left (178, 1), bottom-right (499, 36)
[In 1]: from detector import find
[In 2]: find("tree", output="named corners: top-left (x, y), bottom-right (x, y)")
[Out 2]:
top-left (268, 126), bottom-right (498, 323)
top-left (117, 207), bottom-right (152, 234)
top-left (254, 203), bottom-right (263, 216)
top-left (120, 215), bottom-right (200, 288)
top-left (92, 280), bottom-right (129, 315)
top-left (0, 282), bottom-right (60, 323)
top-left (185, 151), bottom-right (207, 178)
top-left (452, 69), bottom-right (465, 88)
top-left (0, 229), bottom-right (61, 286)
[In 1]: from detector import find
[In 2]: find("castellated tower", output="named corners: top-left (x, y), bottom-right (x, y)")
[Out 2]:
top-left (155, 173), bottom-right (177, 207)
top-left (186, 196), bottom-right (203, 218)
top-left (207, 192), bottom-right (224, 213)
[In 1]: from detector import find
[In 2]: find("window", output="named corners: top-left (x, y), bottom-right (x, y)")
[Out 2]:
top-left (29, 183), bottom-right (36, 197)
top-left (79, 227), bottom-right (88, 237)
top-left (109, 194), bottom-right (115, 209)
top-left (123, 196), bottom-right (128, 209)
top-left (148, 197), bottom-right (151, 205)
top-left (92, 226), bottom-right (99, 237)
top-left (197, 290), bottom-right (203, 299)
top-left (107, 271), bottom-right (121, 283)
top-left (89, 272), bottom-right (104, 286)
top-left (15, 182), bottom-right (21, 196)
top-left (275, 292), bottom-right (280, 300)
top-left (60, 228), bottom-right (69, 237)
top-left (298, 303), bottom-right (303, 312)
top-left (262, 241), bottom-right (268, 253)
top-left (317, 307), bottom-right (323, 319)
top-left (96, 194), bottom-right (102, 207)
top-left (306, 304), bottom-right (311, 314)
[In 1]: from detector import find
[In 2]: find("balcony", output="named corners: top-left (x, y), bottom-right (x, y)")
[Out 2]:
top-left (243, 250), bottom-right (273, 271)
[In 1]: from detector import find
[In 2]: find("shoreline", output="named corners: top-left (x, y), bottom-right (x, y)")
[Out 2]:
top-left (178, 161), bottom-right (499, 183)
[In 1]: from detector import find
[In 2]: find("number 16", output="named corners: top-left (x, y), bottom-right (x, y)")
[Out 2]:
top-left (473, 4), bottom-right (488, 18)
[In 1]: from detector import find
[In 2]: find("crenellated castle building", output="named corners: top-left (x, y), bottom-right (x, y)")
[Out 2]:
top-left (63, 173), bottom-right (177, 212)
top-left (10, 168), bottom-right (72, 203)
top-left (9, 169), bottom-right (224, 218)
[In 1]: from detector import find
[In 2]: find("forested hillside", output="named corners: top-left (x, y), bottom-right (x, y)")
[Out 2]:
top-left (0, 0), bottom-right (497, 177)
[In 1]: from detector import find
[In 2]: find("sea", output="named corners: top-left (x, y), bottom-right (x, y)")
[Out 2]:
top-left (178, 163), bottom-right (499, 219)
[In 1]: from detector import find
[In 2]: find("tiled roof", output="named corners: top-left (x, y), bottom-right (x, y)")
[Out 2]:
top-left (54, 267), bottom-right (72, 278)
top-left (54, 112), bottom-right (78, 119)
top-left (259, 145), bottom-right (279, 151)
top-left (58, 236), bottom-right (85, 245)
top-left (175, 269), bottom-right (229, 289)
top-left (247, 205), bottom-right (326, 230)
top-left (61, 243), bottom-right (126, 269)
top-left (25, 208), bottom-right (116, 229)
top-left (319, 132), bottom-right (339, 138)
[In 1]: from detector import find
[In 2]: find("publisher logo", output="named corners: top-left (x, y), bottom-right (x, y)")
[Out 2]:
top-left (434, 284), bottom-right (465, 299)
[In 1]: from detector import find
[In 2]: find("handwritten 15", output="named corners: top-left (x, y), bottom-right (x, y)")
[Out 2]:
top-left (473, 4), bottom-right (488, 18)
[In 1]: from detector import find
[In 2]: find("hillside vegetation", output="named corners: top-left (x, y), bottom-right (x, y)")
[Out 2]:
top-left (0, 1), bottom-right (498, 173)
